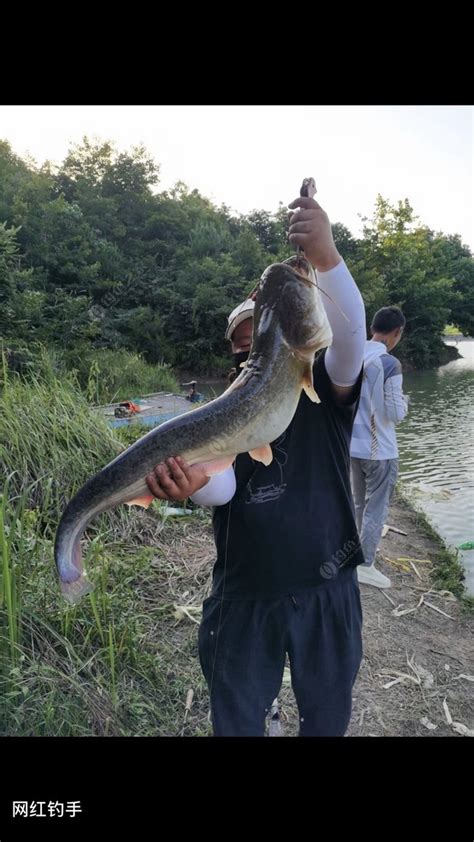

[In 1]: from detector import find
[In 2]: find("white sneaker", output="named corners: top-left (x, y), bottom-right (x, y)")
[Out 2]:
top-left (357, 565), bottom-right (392, 589)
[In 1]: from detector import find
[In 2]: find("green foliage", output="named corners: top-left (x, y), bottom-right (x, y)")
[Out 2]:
top-left (65, 348), bottom-right (178, 404)
top-left (0, 360), bottom-right (123, 518)
top-left (0, 138), bottom-right (472, 377)
top-left (352, 195), bottom-right (472, 366)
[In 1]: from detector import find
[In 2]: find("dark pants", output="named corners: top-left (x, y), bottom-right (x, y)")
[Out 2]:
top-left (198, 568), bottom-right (363, 737)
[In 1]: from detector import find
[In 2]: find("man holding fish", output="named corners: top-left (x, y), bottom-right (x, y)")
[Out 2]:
top-left (144, 191), bottom-right (368, 736)
top-left (55, 183), bottom-right (368, 736)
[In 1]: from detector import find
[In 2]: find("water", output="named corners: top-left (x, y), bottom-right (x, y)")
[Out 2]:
top-left (397, 339), bottom-right (474, 594)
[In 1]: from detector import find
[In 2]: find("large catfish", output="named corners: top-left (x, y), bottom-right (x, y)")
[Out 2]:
top-left (55, 256), bottom-right (332, 603)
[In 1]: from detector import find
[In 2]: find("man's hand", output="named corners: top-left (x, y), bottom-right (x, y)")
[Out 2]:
top-left (288, 196), bottom-right (341, 272)
top-left (145, 457), bottom-right (210, 501)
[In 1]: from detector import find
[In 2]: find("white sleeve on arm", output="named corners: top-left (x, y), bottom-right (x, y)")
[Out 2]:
top-left (316, 259), bottom-right (366, 387)
top-left (384, 373), bottom-right (409, 423)
top-left (189, 466), bottom-right (236, 507)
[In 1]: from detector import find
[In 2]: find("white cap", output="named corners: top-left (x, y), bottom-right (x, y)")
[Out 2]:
top-left (225, 299), bottom-right (255, 340)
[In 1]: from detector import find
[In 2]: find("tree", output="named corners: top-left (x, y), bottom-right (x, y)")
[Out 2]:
top-left (356, 196), bottom-right (464, 367)
top-left (0, 222), bottom-right (35, 340)
top-left (1, 137), bottom-right (472, 377)
top-left (431, 233), bottom-right (474, 337)
top-left (331, 222), bottom-right (358, 261)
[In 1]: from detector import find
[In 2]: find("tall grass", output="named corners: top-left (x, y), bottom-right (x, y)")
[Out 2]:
top-left (0, 481), bottom-right (20, 664)
top-left (2, 342), bottom-right (179, 406)
top-left (66, 347), bottom-right (178, 404)
top-left (0, 360), bottom-right (211, 736)
top-left (0, 351), bottom-right (131, 515)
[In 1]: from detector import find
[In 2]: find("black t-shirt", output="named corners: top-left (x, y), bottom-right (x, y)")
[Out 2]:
top-left (211, 350), bottom-right (365, 599)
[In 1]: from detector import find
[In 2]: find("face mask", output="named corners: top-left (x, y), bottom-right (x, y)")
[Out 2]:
top-left (233, 350), bottom-right (249, 370)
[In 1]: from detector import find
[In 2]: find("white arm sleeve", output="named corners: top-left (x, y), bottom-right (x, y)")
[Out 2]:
top-left (384, 373), bottom-right (409, 423)
top-left (189, 466), bottom-right (236, 507)
top-left (316, 259), bottom-right (366, 387)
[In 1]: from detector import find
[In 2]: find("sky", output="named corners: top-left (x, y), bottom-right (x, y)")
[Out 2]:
top-left (1, 105), bottom-right (472, 249)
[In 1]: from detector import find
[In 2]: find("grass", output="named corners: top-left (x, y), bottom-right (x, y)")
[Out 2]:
top-left (0, 361), bottom-right (212, 735)
top-left (394, 484), bottom-right (473, 611)
top-left (0, 474), bottom-right (213, 735)
top-left (2, 342), bottom-right (179, 406)
top-left (77, 348), bottom-right (179, 405)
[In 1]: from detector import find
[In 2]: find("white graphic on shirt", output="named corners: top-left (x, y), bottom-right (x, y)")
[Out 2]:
top-left (245, 432), bottom-right (288, 504)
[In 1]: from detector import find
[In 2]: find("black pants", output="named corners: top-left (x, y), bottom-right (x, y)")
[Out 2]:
top-left (198, 568), bottom-right (363, 737)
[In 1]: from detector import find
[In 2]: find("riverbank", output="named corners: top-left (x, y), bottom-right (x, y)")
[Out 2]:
top-left (396, 342), bottom-right (461, 373)
top-left (347, 489), bottom-right (473, 737)
top-left (119, 487), bottom-right (473, 738)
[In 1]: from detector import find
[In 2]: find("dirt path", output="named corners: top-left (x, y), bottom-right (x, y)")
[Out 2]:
top-left (148, 496), bottom-right (473, 737)
top-left (277, 497), bottom-right (473, 736)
